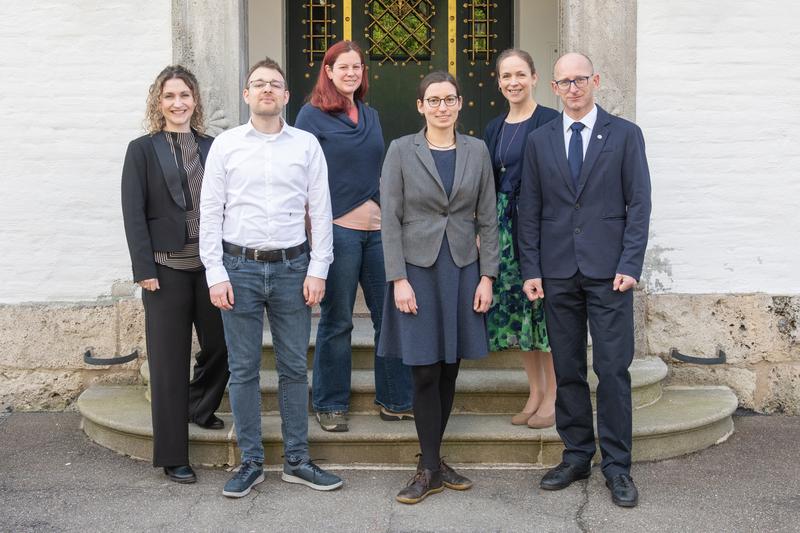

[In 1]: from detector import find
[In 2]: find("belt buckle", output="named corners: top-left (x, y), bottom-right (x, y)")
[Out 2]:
top-left (252, 249), bottom-right (263, 261)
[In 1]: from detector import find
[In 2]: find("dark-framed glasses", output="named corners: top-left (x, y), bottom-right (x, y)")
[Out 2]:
top-left (425, 95), bottom-right (459, 108)
top-left (553, 75), bottom-right (592, 92)
top-left (249, 79), bottom-right (286, 91)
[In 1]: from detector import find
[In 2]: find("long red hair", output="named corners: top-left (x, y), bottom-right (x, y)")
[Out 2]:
top-left (309, 40), bottom-right (369, 114)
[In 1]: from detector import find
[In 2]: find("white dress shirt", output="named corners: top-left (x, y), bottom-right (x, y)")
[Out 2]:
top-left (199, 119), bottom-right (333, 287)
top-left (562, 104), bottom-right (598, 160)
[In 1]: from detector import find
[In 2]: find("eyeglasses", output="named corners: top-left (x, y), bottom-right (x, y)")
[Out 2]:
top-left (332, 63), bottom-right (364, 73)
top-left (248, 79), bottom-right (286, 91)
top-left (424, 95), bottom-right (459, 108)
top-left (553, 76), bottom-right (592, 93)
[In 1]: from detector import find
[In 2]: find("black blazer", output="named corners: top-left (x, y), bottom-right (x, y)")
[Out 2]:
top-left (518, 105), bottom-right (651, 281)
top-left (121, 131), bottom-right (213, 282)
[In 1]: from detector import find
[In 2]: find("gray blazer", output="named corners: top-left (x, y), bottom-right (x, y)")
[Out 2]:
top-left (380, 129), bottom-right (499, 282)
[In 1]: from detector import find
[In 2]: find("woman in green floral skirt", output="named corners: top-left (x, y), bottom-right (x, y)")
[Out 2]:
top-left (484, 49), bottom-right (559, 428)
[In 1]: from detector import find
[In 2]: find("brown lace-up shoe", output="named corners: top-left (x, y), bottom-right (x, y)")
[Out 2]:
top-left (413, 454), bottom-right (473, 491)
top-left (439, 459), bottom-right (473, 490)
top-left (395, 469), bottom-right (444, 504)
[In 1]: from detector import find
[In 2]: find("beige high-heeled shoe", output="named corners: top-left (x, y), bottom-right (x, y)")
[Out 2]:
top-left (511, 411), bottom-right (535, 425)
top-left (527, 412), bottom-right (556, 429)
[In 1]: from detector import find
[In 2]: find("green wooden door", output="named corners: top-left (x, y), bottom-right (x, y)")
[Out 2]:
top-left (286, 1), bottom-right (512, 144)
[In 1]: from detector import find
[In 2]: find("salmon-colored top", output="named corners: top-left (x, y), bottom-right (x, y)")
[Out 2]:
top-left (334, 199), bottom-right (381, 231)
top-left (346, 104), bottom-right (358, 124)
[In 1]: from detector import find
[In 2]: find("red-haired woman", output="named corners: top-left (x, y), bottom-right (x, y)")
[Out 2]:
top-left (121, 65), bottom-right (229, 483)
top-left (295, 41), bottom-right (413, 433)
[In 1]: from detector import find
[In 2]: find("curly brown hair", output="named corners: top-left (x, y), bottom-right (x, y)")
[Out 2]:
top-left (144, 65), bottom-right (205, 134)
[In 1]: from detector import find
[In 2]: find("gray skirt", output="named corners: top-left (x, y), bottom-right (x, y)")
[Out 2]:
top-left (377, 236), bottom-right (489, 366)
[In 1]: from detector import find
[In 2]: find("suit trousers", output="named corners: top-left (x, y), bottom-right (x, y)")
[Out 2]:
top-left (542, 272), bottom-right (634, 479)
top-left (142, 264), bottom-right (229, 467)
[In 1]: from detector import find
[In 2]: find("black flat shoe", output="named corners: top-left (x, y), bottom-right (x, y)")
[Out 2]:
top-left (540, 461), bottom-right (591, 491)
top-left (606, 474), bottom-right (638, 507)
top-left (192, 414), bottom-right (224, 430)
top-left (163, 465), bottom-right (197, 484)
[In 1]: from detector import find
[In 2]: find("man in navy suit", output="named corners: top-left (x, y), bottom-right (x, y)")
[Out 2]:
top-left (518, 52), bottom-right (651, 507)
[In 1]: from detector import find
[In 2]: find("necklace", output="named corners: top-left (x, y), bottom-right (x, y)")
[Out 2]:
top-left (498, 120), bottom-right (524, 173)
top-left (425, 133), bottom-right (456, 150)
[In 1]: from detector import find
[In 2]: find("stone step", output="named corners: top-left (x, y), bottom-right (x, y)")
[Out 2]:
top-left (77, 384), bottom-right (736, 467)
top-left (140, 356), bottom-right (667, 414)
top-left (260, 316), bottom-right (592, 369)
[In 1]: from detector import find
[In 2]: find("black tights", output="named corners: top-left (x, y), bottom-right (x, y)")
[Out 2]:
top-left (411, 360), bottom-right (461, 471)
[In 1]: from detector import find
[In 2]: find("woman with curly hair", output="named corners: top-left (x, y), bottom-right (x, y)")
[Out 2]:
top-left (121, 65), bottom-right (229, 483)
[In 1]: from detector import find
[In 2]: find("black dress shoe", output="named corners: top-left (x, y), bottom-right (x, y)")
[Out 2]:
top-left (163, 465), bottom-right (197, 484)
top-left (606, 474), bottom-right (638, 507)
top-left (540, 461), bottom-right (591, 491)
top-left (192, 414), bottom-right (224, 430)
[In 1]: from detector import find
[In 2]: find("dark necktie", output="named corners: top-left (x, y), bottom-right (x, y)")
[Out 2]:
top-left (568, 121), bottom-right (585, 191)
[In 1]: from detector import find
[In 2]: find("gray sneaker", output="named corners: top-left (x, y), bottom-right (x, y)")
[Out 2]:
top-left (222, 460), bottom-right (265, 498)
top-left (315, 411), bottom-right (348, 432)
top-left (282, 460), bottom-right (343, 491)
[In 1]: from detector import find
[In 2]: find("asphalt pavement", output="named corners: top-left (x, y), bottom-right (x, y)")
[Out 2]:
top-left (0, 411), bottom-right (798, 532)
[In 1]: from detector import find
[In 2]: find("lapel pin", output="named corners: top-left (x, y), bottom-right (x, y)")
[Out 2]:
top-left (597, 134), bottom-right (603, 139)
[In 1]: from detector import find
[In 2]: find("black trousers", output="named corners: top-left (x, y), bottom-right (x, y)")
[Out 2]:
top-left (142, 264), bottom-right (229, 467)
top-left (543, 272), bottom-right (633, 479)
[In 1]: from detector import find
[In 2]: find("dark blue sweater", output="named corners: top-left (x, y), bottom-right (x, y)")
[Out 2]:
top-left (483, 105), bottom-right (559, 258)
top-left (295, 101), bottom-right (384, 219)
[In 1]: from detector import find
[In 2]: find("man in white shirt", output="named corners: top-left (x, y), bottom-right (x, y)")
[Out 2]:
top-left (200, 57), bottom-right (341, 498)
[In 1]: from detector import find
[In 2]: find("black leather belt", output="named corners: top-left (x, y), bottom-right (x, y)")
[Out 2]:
top-left (222, 241), bottom-right (307, 262)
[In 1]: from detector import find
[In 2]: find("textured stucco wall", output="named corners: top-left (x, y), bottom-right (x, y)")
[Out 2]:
top-left (637, 1), bottom-right (800, 294)
top-left (0, 1), bottom-right (172, 304)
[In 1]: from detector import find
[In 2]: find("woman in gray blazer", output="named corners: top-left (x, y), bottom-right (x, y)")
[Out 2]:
top-left (377, 71), bottom-right (499, 504)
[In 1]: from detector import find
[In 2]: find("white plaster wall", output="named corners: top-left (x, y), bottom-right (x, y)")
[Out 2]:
top-left (517, 0), bottom-right (560, 111)
top-left (0, 2), bottom-right (172, 303)
top-left (638, 1), bottom-right (800, 294)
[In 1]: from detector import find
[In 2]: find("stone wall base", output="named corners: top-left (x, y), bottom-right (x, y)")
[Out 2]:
top-left (2, 292), bottom-right (798, 413)
top-left (0, 297), bottom-right (147, 411)
top-left (647, 294), bottom-right (800, 414)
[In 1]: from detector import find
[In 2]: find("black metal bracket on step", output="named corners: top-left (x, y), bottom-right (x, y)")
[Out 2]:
top-left (83, 348), bottom-right (139, 366)
top-left (669, 347), bottom-right (726, 365)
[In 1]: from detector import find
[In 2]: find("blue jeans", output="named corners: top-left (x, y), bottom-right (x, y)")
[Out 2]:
top-left (313, 225), bottom-right (413, 413)
top-left (221, 251), bottom-right (311, 464)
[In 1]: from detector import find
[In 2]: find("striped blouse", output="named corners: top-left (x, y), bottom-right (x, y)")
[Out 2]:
top-left (154, 131), bottom-right (204, 271)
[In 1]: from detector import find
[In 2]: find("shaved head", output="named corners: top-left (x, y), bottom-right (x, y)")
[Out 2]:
top-left (553, 52), bottom-right (594, 80)
top-left (551, 52), bottom-right (599, 120)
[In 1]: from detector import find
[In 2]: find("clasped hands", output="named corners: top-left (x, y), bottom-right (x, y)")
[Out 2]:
top-left (522, 273), bottom-right (637, 301)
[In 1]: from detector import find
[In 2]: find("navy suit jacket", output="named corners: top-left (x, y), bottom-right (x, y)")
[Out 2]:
top-left (518, 105), bottom-right (651, 281)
